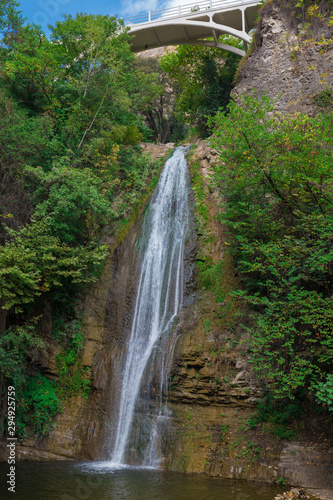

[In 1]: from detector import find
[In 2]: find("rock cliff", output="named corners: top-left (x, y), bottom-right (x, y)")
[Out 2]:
top-left (162, 141), bottom-right (333, 500)
top-left (2, 3), bottom-right (333, 498)
top-left (234, 0), bottom-right (333, 115)
top-left (0, 143), bottom-right (175, 462)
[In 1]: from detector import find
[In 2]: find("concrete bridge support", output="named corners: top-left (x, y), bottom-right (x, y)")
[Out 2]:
top-left (126, 0), bottom-right (261, 56)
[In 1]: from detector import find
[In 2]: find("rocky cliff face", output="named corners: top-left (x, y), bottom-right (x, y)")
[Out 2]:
top-left (1, 143), bottom-right (175, 463)
top-left (234, 0), bottom-right (333, 115)
top-left (4, 7), bottom-right (333, 496)
top-left (163, 141), bottom-right (333, 500)
top-left (4, 136), bottom-right (332, 497)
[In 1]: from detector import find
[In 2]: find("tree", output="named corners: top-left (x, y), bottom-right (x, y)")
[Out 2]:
top-left (132, 57), bottom-right (182, 143)
top-left (160, 42), bottom-right (240, 136)
top-left (210, 93), bottom-right (333, 404)
top-left (0, 0), bottom-right (24, 47)
top-left (0, 219), bottom-right (108, 314)
top-left (50, 14), bottom-right (140, 154)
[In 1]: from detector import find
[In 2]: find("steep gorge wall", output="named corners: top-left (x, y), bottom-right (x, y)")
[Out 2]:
top-left (234, 0), bottom-right (333, 114)
top-left (0, 143), bottom-right (175, 462)
top-left (164, 142), bottom-right (333, 500)
top-left (162, 8), bottom-right (333, 493)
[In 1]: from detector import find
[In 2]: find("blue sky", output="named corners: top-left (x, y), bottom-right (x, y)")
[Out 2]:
top-left (17, 0), bottom-right (182, 31)
top-left (18, 0), bottom-right (136, 29)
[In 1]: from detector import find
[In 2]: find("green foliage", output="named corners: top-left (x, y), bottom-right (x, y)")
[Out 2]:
top-left (313, 88), bottom-right (333, 109)
top-left (0, 219), bottom-right (108, 313)
top-left (160, 43), bottom-right (240, 137)
top-left (16, 374), bottom-right (62, 437)
top-left (0, 321), bottom-right (39, 435)
top-left (199, 261), bottom-right (226, 303)
top-left (132, 57), bottom-right (180, 143)
top-left (2, 14), bottom-right (138, 152)
top-left (0, 321), bottom-right (43, 387)
top-left (55, 318), bottom-right (90, 399)
top-left (0, 88), bottom-right (65, 242)
top-left (293, 0), bottom-right (333, 10)
top-left (190, 159), bottom-right (210, 238)
top-left (0, 320), bottom-right (61, 437)
top-left (247, 393), bottom-right (303, 440)
top-left (203, 318), bottom-right (210, 332)
top-left (0, 0), bottom-right (24, 46)
top-left (210, 93), bottom-right (333, 405)
top-left (313, 374), bottom-right (333, 411)
top-left (236, 440), bottom-right (260, 461)
top-left (29, 165), bottom-right (113, 245)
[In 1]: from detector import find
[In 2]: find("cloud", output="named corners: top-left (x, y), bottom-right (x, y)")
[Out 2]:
top-left (165, 0), bottom-right (198, 8)
top-left (121, 0), bottom-right (207, 20)
top-left (120, 0), bottom-right (159, 16)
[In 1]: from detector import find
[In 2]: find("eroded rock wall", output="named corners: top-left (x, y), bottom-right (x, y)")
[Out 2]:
top-left (164, 141), bottom-right (333, 500)
top-left (4, 143), bottom-right (175, 463)
top-left (234, 0), bottom-right (333, 115)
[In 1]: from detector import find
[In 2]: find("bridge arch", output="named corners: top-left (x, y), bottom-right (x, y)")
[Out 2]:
top-left (125, 0), bottom-right (260, 57)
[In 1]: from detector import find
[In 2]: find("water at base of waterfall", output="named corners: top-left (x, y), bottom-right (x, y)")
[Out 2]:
top-left (0, 461), bottom-right (284, 500)
top-left (109, 147), bottom-right (190, 467)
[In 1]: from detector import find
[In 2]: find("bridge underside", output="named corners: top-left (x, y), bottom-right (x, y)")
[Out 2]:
top-left (129, 2), bottom-right (259, 57)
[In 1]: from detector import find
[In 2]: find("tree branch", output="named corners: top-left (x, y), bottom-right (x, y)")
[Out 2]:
top-left (77, 94), bottom-right (106, 151)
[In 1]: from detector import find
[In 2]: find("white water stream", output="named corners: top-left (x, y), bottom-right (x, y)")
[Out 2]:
top-left (110, 147), bottom-right (190, 466)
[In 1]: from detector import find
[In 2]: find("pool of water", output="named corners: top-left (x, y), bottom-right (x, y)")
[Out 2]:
top-left (0, 461), bottom-right (284, 500)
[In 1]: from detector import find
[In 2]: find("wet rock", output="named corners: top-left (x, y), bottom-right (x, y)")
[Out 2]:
top-left (273, 488), bottom-right (318, 499)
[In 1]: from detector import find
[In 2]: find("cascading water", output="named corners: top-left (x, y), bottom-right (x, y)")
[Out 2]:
top-left (110, 146), bottom-right (190, 467)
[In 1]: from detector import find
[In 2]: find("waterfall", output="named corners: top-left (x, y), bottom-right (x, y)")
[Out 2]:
top-left (110, 146), bottom-right (190, 466)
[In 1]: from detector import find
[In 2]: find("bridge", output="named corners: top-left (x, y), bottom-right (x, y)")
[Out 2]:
top-left (124, 0), bottom-right (261, 57)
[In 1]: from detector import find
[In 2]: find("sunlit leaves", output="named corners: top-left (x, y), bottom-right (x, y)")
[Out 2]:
top-left (0, 220), bottom-right (108, 312)
top-left (160, 43), bottom-right (240, 136)
top-left (210, 93), bottom-right (333, 403)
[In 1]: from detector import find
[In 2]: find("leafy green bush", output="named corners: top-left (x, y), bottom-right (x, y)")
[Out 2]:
top-left (0, 220), bottom-right (108, 313)
top-left (55, 319), bottom-right (90, 399)
top-left (314, 374), bottom-right (333, 411)
top-left (30, 165), bottom-right (113, 245)
top-left (17, 374), bottom-right (62, 437)
top-left (199, 261), bottom-right (226, 303)
top-left (0, 321), bottom-right (43, 386)
top-left (210, 93), bottom-right (333, 404)
top-left (313, 89), bottom-right (333, 109)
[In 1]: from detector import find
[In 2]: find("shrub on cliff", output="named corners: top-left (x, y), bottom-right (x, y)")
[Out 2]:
top-left (160, 43), bottom-right (240, 137)
top-left (0, 5), bottom-right (162, 436)
top-left (210, 93), bottom-right (333, 410)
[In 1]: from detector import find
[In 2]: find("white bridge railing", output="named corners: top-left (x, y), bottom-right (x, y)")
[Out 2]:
top-left (123, 0), bottom-right (257, 25)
